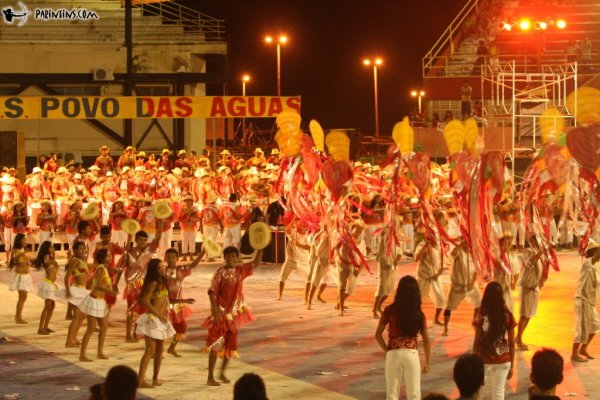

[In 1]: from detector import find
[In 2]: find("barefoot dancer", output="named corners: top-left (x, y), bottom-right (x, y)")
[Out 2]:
top-left (34, 241), bottom-right (59, 334)
top-left (442, 238), bottom-right (481, 336)
top-left (122, 222), bottom-right (163, 342)
top-left (164, 247), bottom-right (204, 357)
top-left (78, 248), bottom-right (117, 362)
top-left (415, 235), bottom-right (445, 325)
top-left (571, 242), bottom-right (600, 362)
top-left (9, 233), bottom-right (32, 324)
top-left (137, 258), bottom-right (175, 388)
top-left (203, 247), bottom-right (263, 386)
top-left (65, 241), bottom-right (91, 347)
top-left (372, 227), bottom-right (400, 319)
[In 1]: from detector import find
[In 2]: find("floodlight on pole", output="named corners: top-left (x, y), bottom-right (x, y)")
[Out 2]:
top-left (265, 34), bottom-right (288, 96)
top-left (363, 57), bottom-right (383, 136)
top-left (411, 90), bottom-right (426, 114)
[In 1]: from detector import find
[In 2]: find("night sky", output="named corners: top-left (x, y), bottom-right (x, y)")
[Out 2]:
top-left (184, 0), bottom-right (467, 135)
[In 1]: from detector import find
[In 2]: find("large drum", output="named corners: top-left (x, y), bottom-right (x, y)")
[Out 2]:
top-left (262, 228), bottom-right (286, 264)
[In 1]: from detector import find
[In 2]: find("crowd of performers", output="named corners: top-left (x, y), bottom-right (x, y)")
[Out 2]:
top-left (2, 108), bottom-right (600, 397)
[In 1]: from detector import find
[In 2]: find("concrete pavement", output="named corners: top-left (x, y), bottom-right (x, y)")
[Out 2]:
top-left (0, 251), bottom-right (598, 399)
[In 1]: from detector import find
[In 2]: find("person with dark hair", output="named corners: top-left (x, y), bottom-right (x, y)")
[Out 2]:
top-left (88, 382), bottom-right (103, 400)
top-left (103, 364), bottom-right (138, 400)
top-left (78, 248), bottom-right (117, 362)
top-left (94, 225), bottom-right (127, 322)
top-left (8, 233), bottom-right (32, 324)
top-left (473, 282), bottom-right (516, 400)
top-left (375, 275), bottom-right (431, 400)
top-left (123, 222), bottom-right (163, 343)
top-left (571, 242), bottom-right (600, 362)
top-left (453, 353), bottom-right (485, 400)
top-left (137, 258), bottom-right (175, 388)
top-left (203, 246), bottom-right (263, 386)
top-left (233, 373), bottom-right (268, 400)
top-left (65, 241), bottom-right (91, 347)
top-left (529, 348), bottom-right (563, 399)
top-left (164, 247), bottom-right (204, 357)
top-left (34, 241), bottom-right (59, 334)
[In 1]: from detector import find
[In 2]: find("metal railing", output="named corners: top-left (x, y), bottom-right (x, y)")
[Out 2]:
top-left (424, 53), bottom-right (600, 77)
top-left (422, 0), bottom-right (479, 77)
top-left (134, 1), bottom-right (225, 42)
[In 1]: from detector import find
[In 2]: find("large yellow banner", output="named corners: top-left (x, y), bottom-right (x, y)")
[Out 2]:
top-left (0, 96), bottom-right (301, 119)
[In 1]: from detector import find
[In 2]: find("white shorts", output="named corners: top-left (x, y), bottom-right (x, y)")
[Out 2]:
top-left (445, 285), bottom-right (481, 311)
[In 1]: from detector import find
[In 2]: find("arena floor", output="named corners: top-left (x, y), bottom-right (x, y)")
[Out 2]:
top-left (0, 250), bottom-right (598, 400)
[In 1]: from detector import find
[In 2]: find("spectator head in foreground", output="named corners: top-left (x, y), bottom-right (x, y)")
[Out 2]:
top-left (423, 393), bottom-right (450, 400)
top-left (453, 353), bottom-right (485, 399)
top-left (103, 365), bottom-right (138, 400)
top-left (233, 373), bottom-right (268, 400)
top-left (529, 348), bottom-right (563, 399)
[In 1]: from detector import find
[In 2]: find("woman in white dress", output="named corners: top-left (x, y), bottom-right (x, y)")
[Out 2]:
top-left (78, 248), bottom-right (117, 362)
top-left (9, 233), bottom-right (32, 324)
top-left (34, 241), bottom-right (59, 334)
top-left (137, 258), bottom-right (175, 388)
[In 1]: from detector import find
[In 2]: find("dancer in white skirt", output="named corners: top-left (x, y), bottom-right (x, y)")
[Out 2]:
top-left (34, 241), bottom-right (59, 335)
top-left (78, 248), bottom-right (117, 362)
top-left (8, 233), bottom-right (32, 324)
top-left (137, 258), bottom-right (175, 388)
top-left (65, 241), bottom-right (91, 347)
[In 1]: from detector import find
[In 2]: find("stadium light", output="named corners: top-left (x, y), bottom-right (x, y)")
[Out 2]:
top-left (556, 19), bottom-right (567, 29)
top-left (518, 18), bottom-right (532, 31)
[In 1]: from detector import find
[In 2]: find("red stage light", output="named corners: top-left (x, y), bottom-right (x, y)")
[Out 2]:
top-left (519, 18), bottom-right (532, 31)
top-left (502, 22), bottom-right (512, 31)
top-left (535, 21), bottom-right (548, 30)
top-left (556, 19), bottom-right (567, 29)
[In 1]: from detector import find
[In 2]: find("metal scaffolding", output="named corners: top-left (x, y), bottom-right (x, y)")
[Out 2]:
top-left (480, 60), bottom-right (577, 176)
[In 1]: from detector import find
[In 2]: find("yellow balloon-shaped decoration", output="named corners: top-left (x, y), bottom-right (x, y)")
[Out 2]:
top-left (309, 119), bottom-right (325, 152)
top-left (325, 130), bottom-right (350, 161)
top-left (463, 118), bottom-right (480, 156)
top-left (392, 116), bottom-right (414, 154)
top-left (275, 109), bottom-right (303, 157)
top-left (443, 119), bottom-right (465, 155)
top-left (566, 87), bottom-right (600, 125)
top-left (540, 108), bottom-right (565, 144)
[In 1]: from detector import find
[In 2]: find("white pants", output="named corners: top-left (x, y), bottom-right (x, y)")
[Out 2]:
top-left (111, 230), bottom-right (127, 248)
top-left (181, 230), bottom-right (197, 255)
top-left (484, 362), bottom-right (511, 400)
top-left (223, 224), bottom-right (242, 250)
top-left (385, 348), bottom-right (421, 400)
top-left (402, 224), bottom-right (415, 254)
top-left (203, 225), bottom-right (219, 242)
top-left (157, 228), bottom-right (172, 259)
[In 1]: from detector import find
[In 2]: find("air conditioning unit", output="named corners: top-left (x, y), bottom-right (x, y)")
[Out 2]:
top-left (93, 68), bottom-right (114, 81)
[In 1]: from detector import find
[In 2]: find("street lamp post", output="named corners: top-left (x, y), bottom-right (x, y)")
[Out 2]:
top-left (265, 35), bottom-right (287, 96)
top-left (363, 57), bottom-right (382, 136)
top-left (410, 90), bottom-right (426, 114)
top-left (242, 74), bottom-right (250, 139)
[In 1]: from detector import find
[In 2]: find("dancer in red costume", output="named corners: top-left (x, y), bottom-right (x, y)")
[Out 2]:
top-left (203, 246), bottom-right (263, 386)
top-left (164, 247), bottom-right (204, 357)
